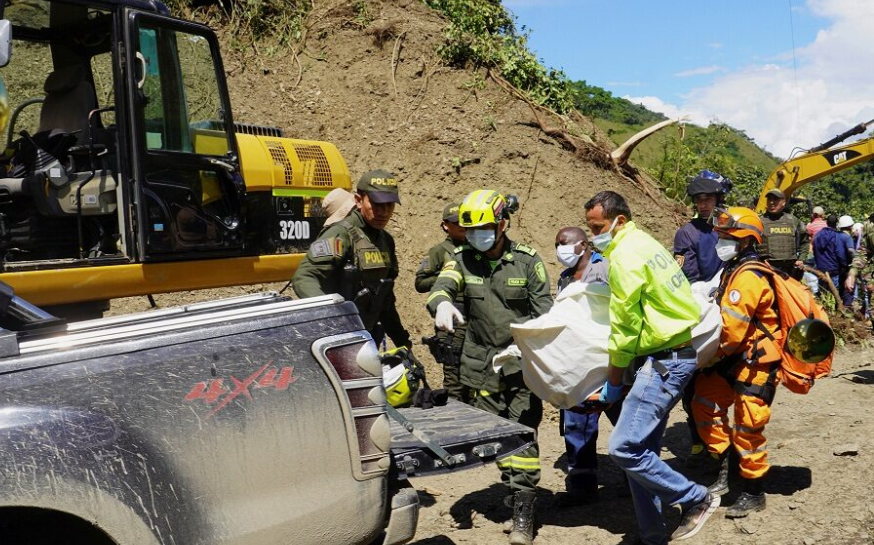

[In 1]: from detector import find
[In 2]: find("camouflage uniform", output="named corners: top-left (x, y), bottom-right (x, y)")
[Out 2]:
top-left (426, 239), bottom-right (552, 491)
top-left (293, 208), bottom-right (411, 348)
top-left (415, 236), bottom-right (467, 401)
top-left (850, 219), bottom-right (874, 290)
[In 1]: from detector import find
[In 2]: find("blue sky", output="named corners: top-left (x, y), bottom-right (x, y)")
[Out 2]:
top-left (504, 0), bottom-right (874, 159)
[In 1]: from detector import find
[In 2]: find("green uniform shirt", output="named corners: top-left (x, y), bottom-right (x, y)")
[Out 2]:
top-left (415, 237), bottom-right (462, 296)
top-left (759, 211), bottom-right (810, 264)
top-left (426, 239), bottom-right (553, 392)
top-left (292, 209), bottom-right (410, 348)
top-left (602, 221), bottom-right (699, 368)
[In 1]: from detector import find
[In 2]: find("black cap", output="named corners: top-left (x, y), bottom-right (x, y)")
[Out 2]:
top-left (442, 202), bottom-right (460, 222)
top-left (357, 169), bottom-right (400, 204)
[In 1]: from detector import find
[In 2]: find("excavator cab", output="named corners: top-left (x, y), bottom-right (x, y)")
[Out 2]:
top-left (126, 11), bottom-right (244, 258)
top-left (0, 0), bottom-right (243, 270)
top-left (0, 0), bottom-right (350, 318)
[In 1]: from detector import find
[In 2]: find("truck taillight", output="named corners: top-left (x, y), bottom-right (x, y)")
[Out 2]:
top-left (317, 334), bottom-right (391, 478)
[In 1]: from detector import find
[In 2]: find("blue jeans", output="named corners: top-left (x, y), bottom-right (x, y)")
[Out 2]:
top-left (608, 351), bottom-right (707, 545)
top-left (560, 403), bottom-right (621, 493)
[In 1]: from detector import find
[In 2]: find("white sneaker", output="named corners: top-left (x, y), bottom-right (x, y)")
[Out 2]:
top-left (670, 492), bottom-right (720, 541)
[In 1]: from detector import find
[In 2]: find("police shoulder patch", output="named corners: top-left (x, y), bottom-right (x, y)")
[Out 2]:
top-left (515, 243), bottom-right (537, 256)
top-left (535, 261), bottom-right (547, 282)
top-left (674, 254), bottom-right (685, 268)
top-left (309, 237), bottom-right (342, 259)
top-left (728, 289), bottom-right (741, 304)
top-left (454, 245), bottom-right (468, 255)
top-left (309, 239), bottom-right (331, 258)
top-left (441, 260), bottom-right (458, 271)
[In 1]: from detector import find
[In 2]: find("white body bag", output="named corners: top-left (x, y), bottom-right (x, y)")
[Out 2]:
top-left (510, 276), bottom-right (722, 409)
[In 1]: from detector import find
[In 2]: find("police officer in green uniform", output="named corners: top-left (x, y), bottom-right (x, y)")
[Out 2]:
top-left (759, 188), bottom-right (809, 279)
top-left (426, 190), bottom-right (552, 545)
top-left (293, 169), bottom-right (411, 349)
top-left (415, 202), bottom-right (467, 402)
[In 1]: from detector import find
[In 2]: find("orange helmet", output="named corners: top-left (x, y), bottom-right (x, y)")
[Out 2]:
top-left (710, 207), bottom-right (764, 243)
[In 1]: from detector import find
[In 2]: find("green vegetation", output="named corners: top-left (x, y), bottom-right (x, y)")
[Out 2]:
top-left (422, 0), bottom-right (573, 113)
top-left (571, 81), bottom-right (665, 126)
top-left (569, 78), bottom-right (874, 218)
top-left (163, 0), bottom-right (310, 47)
top-left (792, 161), bottom-right (874, 220)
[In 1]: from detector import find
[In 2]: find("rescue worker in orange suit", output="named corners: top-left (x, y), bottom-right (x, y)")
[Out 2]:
top-left (692, 207), bottom-right (781, 518)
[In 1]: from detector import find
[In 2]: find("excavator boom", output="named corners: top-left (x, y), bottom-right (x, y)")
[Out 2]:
top-left (756, 119), bottom-right (874, 213)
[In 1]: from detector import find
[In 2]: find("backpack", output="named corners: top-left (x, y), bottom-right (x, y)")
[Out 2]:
top-left (727, 261), bottom-right (834, 394)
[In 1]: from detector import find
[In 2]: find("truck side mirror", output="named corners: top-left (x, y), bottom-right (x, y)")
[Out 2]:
top-left (0, 20), bottom-right (11, 67)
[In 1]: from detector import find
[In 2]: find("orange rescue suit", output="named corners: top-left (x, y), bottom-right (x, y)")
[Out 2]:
top-left (693, 262), bottom-right (782, 480)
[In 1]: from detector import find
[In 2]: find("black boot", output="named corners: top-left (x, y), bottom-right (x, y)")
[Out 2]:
top-left (726, 477), bottom-right (766, 518)
top-left (706, 452), bottom-right (730, 497)
top-left (508, 490), bottom-right (536, 545)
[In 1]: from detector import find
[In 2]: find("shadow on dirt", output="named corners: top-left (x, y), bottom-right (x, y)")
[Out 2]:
top-left (446, 477), bottom-right (643, 541)
top-left (835, 368), bottom-right (874, 384)
top-left (416, 490), bottom-right (439, 508)
top-left (763, 465), bottom-right (812, 496)
top-left (408, 536), bottom-right (455, 545)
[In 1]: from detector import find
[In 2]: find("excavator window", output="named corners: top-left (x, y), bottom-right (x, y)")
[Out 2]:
top-left (131, 14), bottom-right (242, 258)
top-left (137, 24), bottom-right (229, 156)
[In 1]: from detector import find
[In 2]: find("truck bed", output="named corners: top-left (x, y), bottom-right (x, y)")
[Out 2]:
top-left (391, 400), bottom-right (535, 477)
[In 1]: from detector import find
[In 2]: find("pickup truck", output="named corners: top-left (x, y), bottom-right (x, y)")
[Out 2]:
top-left (0, 290), bottom-right (535, 545)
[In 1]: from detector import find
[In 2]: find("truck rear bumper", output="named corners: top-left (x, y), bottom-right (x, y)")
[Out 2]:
top-left (382, 484), bottom-right (419, 545)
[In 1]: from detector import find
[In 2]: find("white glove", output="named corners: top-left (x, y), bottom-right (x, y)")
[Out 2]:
top-left (492, 344), bottom-right (522, 373)
top-left (435, 301), bottom-right (465, 332)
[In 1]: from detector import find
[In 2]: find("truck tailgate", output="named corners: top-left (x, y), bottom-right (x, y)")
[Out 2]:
top-left (389, 400), bottom-right (535, 477)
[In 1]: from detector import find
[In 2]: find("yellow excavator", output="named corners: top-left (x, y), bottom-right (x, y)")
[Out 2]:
top-left (756, 118), bottom-right (874, 213)
top-left (0, 0), bottom-right (351, 318)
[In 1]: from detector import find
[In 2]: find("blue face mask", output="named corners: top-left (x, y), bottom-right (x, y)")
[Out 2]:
top-left (467, 228), bottom-right (496, 252)
top-left (591, 217), bottom-right (619, 252)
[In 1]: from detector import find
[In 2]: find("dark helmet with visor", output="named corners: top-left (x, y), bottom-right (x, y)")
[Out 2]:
top-left (688, 169), bottom-right (731, 199)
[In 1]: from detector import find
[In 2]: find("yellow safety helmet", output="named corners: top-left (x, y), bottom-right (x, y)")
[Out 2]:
top-left (383, 363), bottom-right (415, 407)
top-left (459, 189), bottom-right (507, 228)
top-left (381, 347), bottom-right (423, 408)
top-left (0, 75), bottom-right (8, 133)
top-left (710, 206), bottom-right (765, 243)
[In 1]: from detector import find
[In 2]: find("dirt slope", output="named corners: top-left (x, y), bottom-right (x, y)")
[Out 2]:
top-left (114, 0), bottom-right (684, 330)
top-left (107, 3), bottom-right (874, 544)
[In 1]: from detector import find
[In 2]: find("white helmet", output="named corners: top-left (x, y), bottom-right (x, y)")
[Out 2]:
top-left (853, 222), bottom-right (863, 235)
top-left (837, 215), bottom-right (854, 230)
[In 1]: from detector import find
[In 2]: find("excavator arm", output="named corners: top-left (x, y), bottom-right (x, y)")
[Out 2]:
top-left (756, 119), bottom-right (874, 213)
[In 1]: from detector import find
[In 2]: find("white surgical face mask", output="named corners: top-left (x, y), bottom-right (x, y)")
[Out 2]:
top-left (716, 238), bottom-right (739, 261)
top-left (591, 217), bottom-right (619, 252)
top-left (556, 244), bottom-right (583, 268)
top-left (467, 228), bottom-right (496, 252)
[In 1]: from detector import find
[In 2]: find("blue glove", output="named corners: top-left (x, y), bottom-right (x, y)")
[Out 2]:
top-left (598, 381), bottom-right (624, 404)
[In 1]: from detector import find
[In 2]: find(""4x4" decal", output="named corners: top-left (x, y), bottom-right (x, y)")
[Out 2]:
top-left (184, 361), bottom-right (298, 417)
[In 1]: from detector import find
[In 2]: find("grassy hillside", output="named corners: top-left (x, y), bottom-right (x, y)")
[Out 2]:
top-left (594, 119), bottom-right (779, 174)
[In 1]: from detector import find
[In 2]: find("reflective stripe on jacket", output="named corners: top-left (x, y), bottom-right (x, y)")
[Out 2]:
top-left (426, 239), bottom-right (553, 391)
top-left (717, 263), bottom-right (782, 364)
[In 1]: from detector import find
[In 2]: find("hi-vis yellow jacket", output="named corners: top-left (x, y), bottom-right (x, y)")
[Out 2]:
top-left (602, 222), bottom-right (699, 367)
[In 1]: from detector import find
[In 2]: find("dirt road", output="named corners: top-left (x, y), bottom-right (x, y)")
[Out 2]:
top-left (407, 345), bottom-right (874, 545)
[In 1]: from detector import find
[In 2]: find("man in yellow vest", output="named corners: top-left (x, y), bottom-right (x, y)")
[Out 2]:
top-left (585, 190), bottom-right (719, 544)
